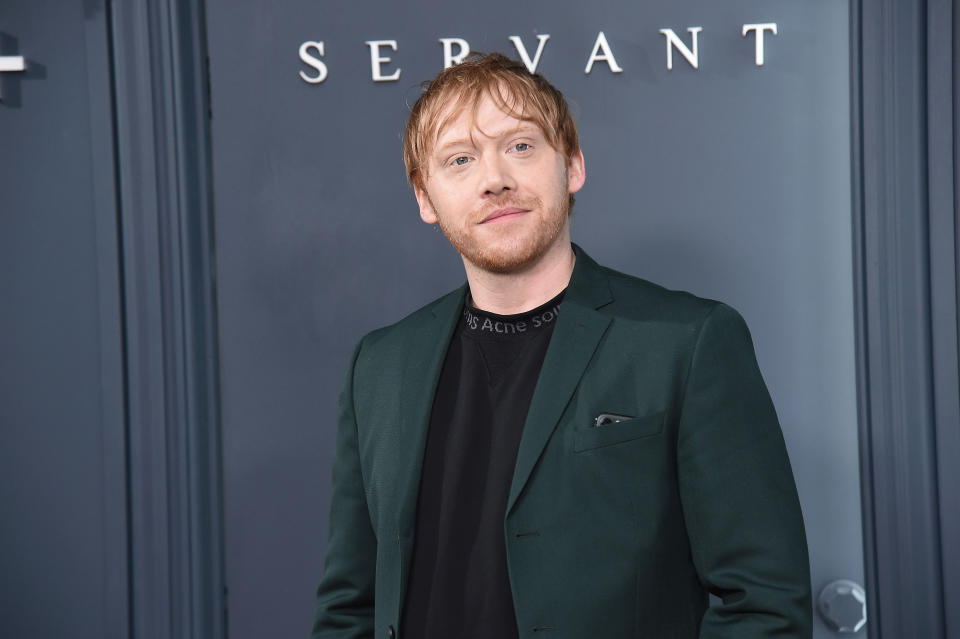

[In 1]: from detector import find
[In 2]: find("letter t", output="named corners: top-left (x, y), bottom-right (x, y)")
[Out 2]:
top-left (742, 23), bottom-right (778, 66)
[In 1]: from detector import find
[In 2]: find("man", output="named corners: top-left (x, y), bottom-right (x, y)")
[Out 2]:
top-left (313, 52), bottom-right (811, 638)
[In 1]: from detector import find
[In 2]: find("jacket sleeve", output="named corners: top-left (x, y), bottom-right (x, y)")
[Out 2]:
top-left (312, 338), bottom-right (377, 638)
top-left (676, 303), bottom-right (812, 638)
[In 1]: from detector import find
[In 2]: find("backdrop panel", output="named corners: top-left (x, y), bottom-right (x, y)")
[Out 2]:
top-left (205, 1), bottom-right (861, 636)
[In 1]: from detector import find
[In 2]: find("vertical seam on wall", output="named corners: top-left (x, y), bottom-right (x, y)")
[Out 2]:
top-left (849, 0), bottom-right (882, 636)
top-left (102, 0), bottom-right (135, 636)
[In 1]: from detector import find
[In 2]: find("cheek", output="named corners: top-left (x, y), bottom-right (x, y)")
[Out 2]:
top-left (435, 183), bottom-right (474, 211)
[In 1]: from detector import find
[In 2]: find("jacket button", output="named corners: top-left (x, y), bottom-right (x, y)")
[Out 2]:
top-left (387, 625), bottom-right (395, 639)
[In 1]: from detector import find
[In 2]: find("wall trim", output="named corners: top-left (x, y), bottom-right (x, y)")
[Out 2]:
top-left (107, 0), bottom-right (225, 636)
top-left (928, 2), bottom-right (960, 637)
top-left (852, 0), bottom-right (958, 637)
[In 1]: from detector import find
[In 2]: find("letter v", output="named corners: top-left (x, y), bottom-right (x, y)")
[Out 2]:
top-left (508, 34), bottom-right (551, 73)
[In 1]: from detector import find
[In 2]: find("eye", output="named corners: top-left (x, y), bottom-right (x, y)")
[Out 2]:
top-left (452, 156), bottom-right (470, 166)
top-left (512, 142), bottom-right (531, 153)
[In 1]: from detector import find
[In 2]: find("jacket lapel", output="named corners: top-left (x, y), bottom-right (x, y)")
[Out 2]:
top-left (506, 245), bottom-right (614, 514)
top-left (391, 245), bottom-right (613, 545)
top-left (394, 285), bottom-right (466, 540)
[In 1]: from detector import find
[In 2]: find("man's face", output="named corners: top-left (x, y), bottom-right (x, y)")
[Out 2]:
top-left (414, 92), bottom-right (585, 273)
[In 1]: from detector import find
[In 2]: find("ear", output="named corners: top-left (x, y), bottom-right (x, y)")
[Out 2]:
top-left (414, 183), bottom-right (439, 224)
top-left (566, 148), bottom-right (586, 195)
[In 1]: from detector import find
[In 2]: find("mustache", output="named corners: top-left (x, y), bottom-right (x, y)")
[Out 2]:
top-left (479, 194), bottom-right (542, 215)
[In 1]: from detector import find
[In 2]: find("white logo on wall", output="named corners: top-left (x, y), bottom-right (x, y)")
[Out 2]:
top-left (298, 24), bottom-right (778, 84)
top-left (0, 53), bottom-right (26, 101)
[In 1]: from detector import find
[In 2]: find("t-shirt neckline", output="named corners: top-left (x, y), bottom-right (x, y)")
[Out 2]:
top-left (460, 288), bottom-right (566, 339)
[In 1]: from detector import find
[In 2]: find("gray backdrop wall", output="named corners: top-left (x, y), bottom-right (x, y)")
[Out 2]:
top-left (205, 2), bottom-right (861, 637)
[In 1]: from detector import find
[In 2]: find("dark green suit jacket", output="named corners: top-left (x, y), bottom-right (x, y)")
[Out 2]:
top-left (313, 245), bottom-right (812, 638)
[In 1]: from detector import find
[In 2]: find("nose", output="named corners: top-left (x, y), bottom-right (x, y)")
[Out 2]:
top-left (478, 154), bottom-right (517, 197)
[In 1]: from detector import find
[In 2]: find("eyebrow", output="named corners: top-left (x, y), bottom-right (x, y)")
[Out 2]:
top-left (434, 124), bottom-right (541, 156)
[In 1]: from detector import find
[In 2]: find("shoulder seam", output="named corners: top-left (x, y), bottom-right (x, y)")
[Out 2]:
top-left (676, 301), bottom-right (724, 417)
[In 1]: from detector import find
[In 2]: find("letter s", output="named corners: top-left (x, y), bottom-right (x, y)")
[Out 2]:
top-left (299, 41), bottom-right (328, 84)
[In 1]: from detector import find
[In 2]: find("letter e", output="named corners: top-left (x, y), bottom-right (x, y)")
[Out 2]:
top-left (365, 39), bottom-right (401, 82)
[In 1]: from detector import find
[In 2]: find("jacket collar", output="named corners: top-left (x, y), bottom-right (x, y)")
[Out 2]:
top-left (565, 242), bottom-right (614, 311)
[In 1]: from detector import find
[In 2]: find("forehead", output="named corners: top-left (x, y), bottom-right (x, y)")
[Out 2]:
top-left (431, 91), bottom-right (542, 151)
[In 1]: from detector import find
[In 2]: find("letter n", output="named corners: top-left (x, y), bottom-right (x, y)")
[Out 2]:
top-left (658, 27), bottom-right (703, 70)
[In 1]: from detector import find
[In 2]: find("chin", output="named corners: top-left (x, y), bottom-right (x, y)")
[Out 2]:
top-left (471, 252), bottom-right (535, 274)
top-left (465, 237), bottom-right (557, 273)
top-left (439, 206), bottom-right (569, 274)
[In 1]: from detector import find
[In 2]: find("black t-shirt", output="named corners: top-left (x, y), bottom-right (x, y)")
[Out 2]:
top-left (399, 289), bottom-right (565, 639)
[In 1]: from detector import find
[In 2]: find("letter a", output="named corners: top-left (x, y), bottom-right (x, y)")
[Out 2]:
top-left (584, 31), bottom-right (623, 74)
top-left (659, 27), bottom-right (703, 70)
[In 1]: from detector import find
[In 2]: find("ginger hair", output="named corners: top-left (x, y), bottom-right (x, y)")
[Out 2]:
top-left (403, 52), bottom-right (580, 201)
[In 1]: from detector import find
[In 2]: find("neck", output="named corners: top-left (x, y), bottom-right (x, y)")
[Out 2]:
top-left (463, 231), bottom-right (576, 315)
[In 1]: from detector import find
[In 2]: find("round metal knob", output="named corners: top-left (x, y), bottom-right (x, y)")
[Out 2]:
top-left (817, 579), bottom-right (867, 633)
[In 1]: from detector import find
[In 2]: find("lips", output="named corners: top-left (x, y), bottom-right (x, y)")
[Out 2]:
top-left (481, 207), bottom-right (529, 223)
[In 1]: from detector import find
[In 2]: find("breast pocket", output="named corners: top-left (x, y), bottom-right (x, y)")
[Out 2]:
top-left (573, 411), bottom-right (665, 453)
